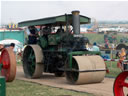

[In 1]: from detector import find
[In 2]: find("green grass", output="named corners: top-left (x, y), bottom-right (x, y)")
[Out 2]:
top-left (84, 33), bottom-right (104, 44)
top-left (105, 61), bottom-right (122, 78)
top-left (6, 80), bottom-right (94, 96)
top-left (17, 61), bottom-right (22, 65)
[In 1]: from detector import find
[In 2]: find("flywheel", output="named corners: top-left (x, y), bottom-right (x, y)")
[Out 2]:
top-left (0, 48), bottom-right (16, 82)
top-left (113, 71), bottom-right (128, 96)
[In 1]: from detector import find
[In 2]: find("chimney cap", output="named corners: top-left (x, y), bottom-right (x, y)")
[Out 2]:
top-left (72, 10), bottom-right (80, 15)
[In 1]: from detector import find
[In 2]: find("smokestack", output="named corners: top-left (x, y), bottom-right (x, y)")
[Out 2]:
top-left (72, 10), bottom-right (80, 34)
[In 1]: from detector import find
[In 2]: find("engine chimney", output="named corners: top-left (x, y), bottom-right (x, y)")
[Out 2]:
top-left (72, 10), bottom-right (80, 34)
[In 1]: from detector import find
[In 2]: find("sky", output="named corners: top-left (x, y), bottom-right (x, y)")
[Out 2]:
top-left (1, 1), bottom-right (128, 25)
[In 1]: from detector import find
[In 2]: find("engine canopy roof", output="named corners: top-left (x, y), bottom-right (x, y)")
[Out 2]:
top-left (18, 14), bottom-right (90, 27)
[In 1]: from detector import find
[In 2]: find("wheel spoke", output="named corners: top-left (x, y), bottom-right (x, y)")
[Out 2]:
top-left (114, 71), bottom-right (128, 96)
top-left (122, 82), bottom-right (128, 88)
top-left (28, 49), bottom-right (35, 75)
top-left (31, 55), bottom-right (35, 59)
top-left (28, 49), bottom-right (34, 60)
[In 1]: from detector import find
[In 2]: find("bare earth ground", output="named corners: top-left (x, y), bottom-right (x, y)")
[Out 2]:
top-left (16, 66), bottom-right (127, 96)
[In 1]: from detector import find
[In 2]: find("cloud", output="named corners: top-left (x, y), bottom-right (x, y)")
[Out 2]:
top-left (1, 1), bottom-right (128, 25)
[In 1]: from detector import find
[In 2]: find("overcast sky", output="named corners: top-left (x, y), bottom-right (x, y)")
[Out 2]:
top-left (1, 1), bottom-right (128, 25)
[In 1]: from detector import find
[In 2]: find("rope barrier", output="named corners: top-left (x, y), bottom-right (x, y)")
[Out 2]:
top-left (104, 59), bottom-right (128, 62)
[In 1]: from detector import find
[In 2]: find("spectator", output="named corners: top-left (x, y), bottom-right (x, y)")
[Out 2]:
top-left (0, 44), bottom-right (4, 51)
top-left (9, 43), bottom-right (15, 50)
top-left (117, 48), bottom-right (126, 71)
top-left (116, 52), bottom-right (119, 59)
top-left (0, 44), bottom-right (4, 55)
top-left (92, 42), bottom-right (100, 51)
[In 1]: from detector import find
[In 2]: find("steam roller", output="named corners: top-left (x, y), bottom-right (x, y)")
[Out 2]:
top-left (113, 71), bottom-right (128, 96)
top-left (19, 10), bottom-right (106, 84)
top-left (0, 48), bottom-right (16, 82)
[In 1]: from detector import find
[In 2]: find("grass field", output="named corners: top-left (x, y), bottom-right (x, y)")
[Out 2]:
top-left (105, 61), bottom-right (122, 78)
top-left (6, 80), bottom-right (93, 96)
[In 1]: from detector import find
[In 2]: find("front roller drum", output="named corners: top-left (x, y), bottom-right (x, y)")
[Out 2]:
top-left (113, 71), bottom-right (128, 96)
top-left (65, 55), bottom-right (106, 84)
top-left (22, 45), bottom-right (44, 78)
top-left (0, 48), bottom-right (16, 82)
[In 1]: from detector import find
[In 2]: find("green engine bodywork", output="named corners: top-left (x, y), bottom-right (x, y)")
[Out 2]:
top-left (48, 34), bottom-right (61, 45)
top-left (68, 51), bottom-right (101, 69)
top-left (38, 34), bottom-right (63, 48)
top-left (0, 76), bottom-right (6, 96)
top-left (38, 36), bottom-right (48, 48)
top-left (0, 64), bottom-right (6, 96)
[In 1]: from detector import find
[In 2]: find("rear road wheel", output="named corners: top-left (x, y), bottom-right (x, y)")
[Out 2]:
top-left (22, 45), bottom-right (43, 78)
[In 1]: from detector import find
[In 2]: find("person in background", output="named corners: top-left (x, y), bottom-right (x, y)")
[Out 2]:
top-left (86, 43), bottom-right (92, 51)
top-left (9, 43), bottom-right (15, 50)
top-left (117, 48), bottom-right (126, 71)
top-left (92, 42), bottom-right (100, 51)
top-left (0, 44), bottom-right (4, 51)
top-left (116, 51), bottom-right (120, 59)
top-left (0, 44), bottom-right (4, 55)
top-left (28, 26), bottom-right (38, 44)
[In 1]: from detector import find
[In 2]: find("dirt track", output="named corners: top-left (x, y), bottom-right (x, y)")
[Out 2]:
top-left (16, 66), bottom-right (127, 96)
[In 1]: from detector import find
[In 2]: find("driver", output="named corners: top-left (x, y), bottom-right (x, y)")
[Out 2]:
top-left (28, 26), bottom-right (38, 44)
top-left (56, 25), bottom-right (64, 34)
